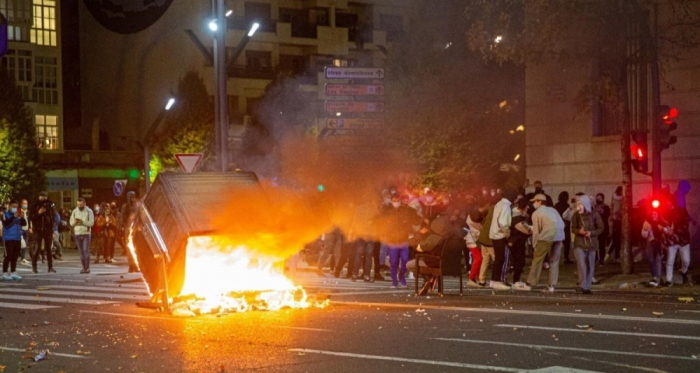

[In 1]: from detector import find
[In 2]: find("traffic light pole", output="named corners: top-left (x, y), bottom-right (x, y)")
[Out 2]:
top-left (648, 3), bottom-right (662, 194)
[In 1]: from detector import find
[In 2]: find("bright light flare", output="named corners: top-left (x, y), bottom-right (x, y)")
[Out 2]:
top-left (516, 125), bottom-right (525, 131)
top-left (176, 236), bottom-right (327, 314)
top-left (208, 19), bottom-right (218, 32)
top-left (514, 154), bottom-right (521, 161)
top-left (225, 10), bottom-right (233, 17)
top-left (652, 199), bottom-right (660, 209)
top-left (248, 22), bottom-right (260, 37)
top-left (494, 35), bottom-right (503, 43)
top-left (637, 148), bottom-right (643, 158)
top-left (165, 98), bottom-right (175, 111)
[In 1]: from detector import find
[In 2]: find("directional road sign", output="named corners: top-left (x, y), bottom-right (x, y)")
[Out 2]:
top-left (324, 67), bottom-right (385, 80)
top-left (113, 180), bottom-right (127, 197)
top-left (325, 84), bottom-right (385, 96)
top-left (175, 153), bottom-right (204, 173)
top-left (325, 101), bottom-right (385, 113)
top-left (326, 118), bottom-right (385, 129)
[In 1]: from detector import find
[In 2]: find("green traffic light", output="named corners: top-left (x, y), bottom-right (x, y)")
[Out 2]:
top-left (317, 184), bottom-right (325, 192)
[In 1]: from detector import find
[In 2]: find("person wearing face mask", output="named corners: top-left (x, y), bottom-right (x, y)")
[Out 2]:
top-left (641, 208), bottom-right (670, 287)
top-left (594, 193), bottom-right (611, 265)
top-left (571, 196), bottom-right (604, 294)
top-left (379, 196), bottom-right (422, 288)
top-left (526, 194), bottom-right (565, 292)
top-left (30, 192), bottom-right (57, 273)
top-left (2, 201), bottom-right (27, 281)
top-left (70, 198), bottom-right (95, 274)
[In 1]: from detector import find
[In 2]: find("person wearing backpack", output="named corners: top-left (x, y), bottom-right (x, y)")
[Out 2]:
top-left (571, 196), bottom-right (604, 294)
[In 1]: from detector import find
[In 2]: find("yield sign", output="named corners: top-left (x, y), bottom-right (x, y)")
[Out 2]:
top-left (175, 153), bottom-right (203, 173)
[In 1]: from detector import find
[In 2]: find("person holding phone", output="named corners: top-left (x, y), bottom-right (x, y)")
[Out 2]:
top-left (70, 198), bottom-right (94, 274)
top-left (2, 201), bottom-right (27, 280)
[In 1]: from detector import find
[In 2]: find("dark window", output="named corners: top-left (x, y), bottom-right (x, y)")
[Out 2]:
top-left (310, 8), bottom-right (329, 26)
top-left (245, 50), bottom-right (272, 72)
top-left (244, 1), bottom-right (273, 32)
top-left (380, 14), bottom-right (403, 42)
top-left (279, 54), bottom-right (306, 75)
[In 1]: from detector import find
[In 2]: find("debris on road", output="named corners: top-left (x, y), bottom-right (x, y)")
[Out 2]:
top-left (652, 311), bottom-right (664, 316)
top-left (678, 297), bottom-right (694, 303)
top-left (36, 287), bottom-right (51, 291)
top-left (172, 309), bottom-right (196, 318)
top-left (33, 350), bottom-right (48, 362)
top-left (619, 283), bottom-right (629, 289)
top-left (576, 325), bottom-right (592, 329)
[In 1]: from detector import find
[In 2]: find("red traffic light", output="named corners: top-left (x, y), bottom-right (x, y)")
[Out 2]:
top-left (631, 144), bottom-right (644, 159)
top-left (660, 106), bottom-right (679, 125)
top-left (651, 199), bottom-right (660, 209)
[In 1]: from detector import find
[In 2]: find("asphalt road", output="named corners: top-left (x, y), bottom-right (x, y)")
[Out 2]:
top-left (2, 255), bottom-right (700, 373)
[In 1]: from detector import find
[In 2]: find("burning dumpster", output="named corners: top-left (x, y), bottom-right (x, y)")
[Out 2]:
top-left (129, 172), bottom-right (325, 314)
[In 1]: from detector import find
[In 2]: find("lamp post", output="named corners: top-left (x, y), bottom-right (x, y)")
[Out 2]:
top-left (143, 97), bottom-right (175, 193)
top-left (208, 6), bottom-right (259, 172)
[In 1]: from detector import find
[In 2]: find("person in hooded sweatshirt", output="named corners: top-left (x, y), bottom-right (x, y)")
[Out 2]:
top-left (571, 196), bottom-right (604, 294)
top-left (408, 215), bottom-right (450, 295)
top-left (554, 191), bottom-right (573, 264)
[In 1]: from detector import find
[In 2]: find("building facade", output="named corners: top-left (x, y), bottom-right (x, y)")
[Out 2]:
top-left (77, 0), bottom-right (415, 163)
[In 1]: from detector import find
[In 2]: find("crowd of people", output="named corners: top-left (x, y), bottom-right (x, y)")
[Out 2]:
top-left (311, 180), bottom-right (694, 293)
top-left (1, 191), bottom-right (142, 279)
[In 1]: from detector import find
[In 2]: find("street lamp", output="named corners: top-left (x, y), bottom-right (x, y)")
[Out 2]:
top-left (142, 97), bottom-right (176, 192)
top-left (248, 22), bottom-right (260, 37)
top-left (208, 19), bottom-right (218, 32)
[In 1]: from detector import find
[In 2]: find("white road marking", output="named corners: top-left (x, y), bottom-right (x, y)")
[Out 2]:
top-left (678, 310), bottom-right (700, 314)
top-left (432, 338), bottom-right (700, 361)
top-left (271, 326), bottom-right (332, 332)
top-left (0, 302), bottom-right (60, 310)
top-left (495, 324), bottom-right (700, 341)
top-left (0, 288), bottom-right (149, 301)
top-left (79, 310), bottom-right (202, 322)
top-left (0, 294), bottom-right (120, 305)
top-left (37, 284), bottom-right (148, 294)
top-left (332, 301), bottom-right (700, 325)
top-left (0, 346), bottom-right (88, 359)
top-left (288, 348), bottom-right (520, 372)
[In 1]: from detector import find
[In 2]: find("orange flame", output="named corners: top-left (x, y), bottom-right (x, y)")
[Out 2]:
top-left (175, 236), bottom-right (327, 314)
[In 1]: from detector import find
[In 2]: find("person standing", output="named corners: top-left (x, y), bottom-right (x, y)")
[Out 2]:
top-left (594, 193), bottom-right (611, 265)
top-left (465, 198), bottom-right (491, 287)
top-left (489, 189), bottom-right (515, 290)
top-left (30, 192), bottom-right (57, 273)
top-left (96, 204), bottom-right (118, 264)
top-left (510, 198), bottom-right (532, 290)
top-left (380, 195), bottom-right (421, 288)
top-left (71, 198), bottom-right (95, 274)
top-left (641, 209), bottom-right (668, 287)
top-left (526, 194), bottom-right (565, 292)
top-left (608, 186), bottom-right (623, 262)
top-left (19, 199), bottom-right (31, 265)
top-left (571, 196), bottom-right (604, 294)
top-left (477, 202), bottom-right (497, 287)
top-left (51, 209), bottom-right (63, 260)
top-left (665, 207), bottom-right (691, 286)
top-left (554, 191), bottom-right (573, 264)
top-left (349, 198), bottom-right (379, 282)
top-left (2, 201), bottom-right (26, 280)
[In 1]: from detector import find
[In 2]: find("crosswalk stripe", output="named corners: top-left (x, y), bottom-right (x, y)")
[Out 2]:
top-left (0, 301), bottom-right (60, 310)
top-left (38, 285), bottom-right (149, 294)
top-left (0, 294), bottom-right (120, 305)
top-left (0, 288), bottom-right (150, 301)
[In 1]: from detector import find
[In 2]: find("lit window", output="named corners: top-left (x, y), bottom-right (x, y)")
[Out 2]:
top-left (31, 0), bottom-right (56, 47)
top-left (35, 114), bottom-right (59, 150)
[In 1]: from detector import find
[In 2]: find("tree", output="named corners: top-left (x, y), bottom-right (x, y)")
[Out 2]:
top-left (0, 66), bottom-right (46, 201)
top-left (382, 1), bottom-right (525, 191)
top-left (462, 0), bottom-right (700, 273)
top-left (150, 70), bottom-right (215, 178)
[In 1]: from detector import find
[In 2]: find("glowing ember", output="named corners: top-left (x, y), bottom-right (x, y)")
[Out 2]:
top-left (174, 236), bottom-right (327, 315)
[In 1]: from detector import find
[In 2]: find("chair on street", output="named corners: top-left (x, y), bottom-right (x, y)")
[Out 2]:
top-left (414, 237), bottom-right (464, 296)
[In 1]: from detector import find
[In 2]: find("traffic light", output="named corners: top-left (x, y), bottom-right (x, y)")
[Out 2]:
top-left (658, 105), bottom-right (678, 150)
top-left (651, 199), bottom-right (660, 209)
top-left (0, 12), bottom-right (8, 57)
top-left (631, 131), bottom-right (648, 173)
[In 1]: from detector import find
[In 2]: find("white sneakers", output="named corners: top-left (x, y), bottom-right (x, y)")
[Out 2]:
top-left (2, 273), bottom-right (10, 281)
top-left (542, 285), bottom-right (555, 293)
top-left (512, 282), bottom-right (531, 291)
top-left (492, 281), bottom-right (511, 290)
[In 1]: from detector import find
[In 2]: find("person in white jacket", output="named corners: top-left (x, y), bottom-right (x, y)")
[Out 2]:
top-left (70, 198), bottom-right (95, 274)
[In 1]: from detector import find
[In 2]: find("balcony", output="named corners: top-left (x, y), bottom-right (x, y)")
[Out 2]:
top-left (226, 17), bottom-right (277, 34)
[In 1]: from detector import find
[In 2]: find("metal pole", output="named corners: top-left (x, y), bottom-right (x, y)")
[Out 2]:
top-left (213, 35), bottom-right (221, 173)
top-left (650, 4), bottom-right (661, 194)
top-left (217, 0), bottom-right (228, 172)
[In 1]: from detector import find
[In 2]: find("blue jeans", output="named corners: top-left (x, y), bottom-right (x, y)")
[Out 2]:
top-left (75, 234), bottom-right (92, 269)
top-left (387, 243), bottom-right (409, 286)
top-left (574, 247), bottom-right (596, 290)
top-left (353, 239), bottom-right (375, 278)
top-left (646, 241), bottom-right (662, 280)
